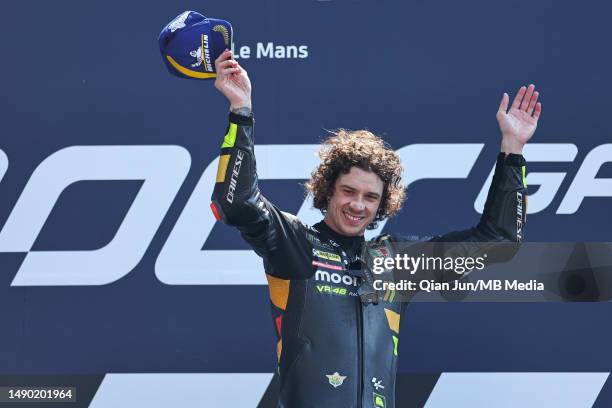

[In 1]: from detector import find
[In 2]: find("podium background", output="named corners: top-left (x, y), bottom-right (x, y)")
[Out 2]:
top-left (1, 1), bottom-right (611, 406)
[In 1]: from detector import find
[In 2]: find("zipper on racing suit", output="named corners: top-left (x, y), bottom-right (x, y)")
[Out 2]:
top-left (357, 299), bottom-right (364, 407)
top-left (320, 230), bottom-right (366, 407)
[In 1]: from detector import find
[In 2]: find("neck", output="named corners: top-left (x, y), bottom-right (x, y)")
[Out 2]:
top-left (316, 219), bottom-right (364, 251)
top-left (322, 218), bottom-right (363, 238)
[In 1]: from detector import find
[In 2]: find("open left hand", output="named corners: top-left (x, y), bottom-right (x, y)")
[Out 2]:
top-left (496, 84), bottom-right (542, 154)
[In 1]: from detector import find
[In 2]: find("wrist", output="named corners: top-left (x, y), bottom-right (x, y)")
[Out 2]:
top-left (229, 111), bottom-right (254, 125)
top-left (230, 101), bottom-right (252, 116)
top-left (501, 137), bottom-right (524, 155)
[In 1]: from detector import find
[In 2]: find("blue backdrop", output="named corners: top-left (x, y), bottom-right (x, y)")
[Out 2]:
top-left (1, 1), bottom-right (611, 404)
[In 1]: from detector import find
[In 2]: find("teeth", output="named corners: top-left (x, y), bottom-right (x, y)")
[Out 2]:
top-left (344, 211), bottom-right (363, 221)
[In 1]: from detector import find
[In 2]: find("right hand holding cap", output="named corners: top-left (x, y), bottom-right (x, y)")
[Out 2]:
top-left (214, 49), bottom-right (252, 112)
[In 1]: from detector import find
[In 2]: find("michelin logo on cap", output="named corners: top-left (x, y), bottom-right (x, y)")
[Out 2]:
top-left (159, 10), bottom-right (233, 80)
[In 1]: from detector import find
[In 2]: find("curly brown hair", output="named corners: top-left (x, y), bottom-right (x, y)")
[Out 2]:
top-left (304, 129), bottom-right (406, 229)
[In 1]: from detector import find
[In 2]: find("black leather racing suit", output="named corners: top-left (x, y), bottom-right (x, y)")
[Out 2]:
top-left (211, 113), bottom-right (528, 408)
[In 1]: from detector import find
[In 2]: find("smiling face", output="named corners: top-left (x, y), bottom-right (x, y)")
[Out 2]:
top-left (323, 166), bottom-right (384, 237)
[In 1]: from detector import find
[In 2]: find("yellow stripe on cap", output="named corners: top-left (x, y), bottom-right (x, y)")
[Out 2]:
top-left (216, 154), bottom-right (231, 183)
top-left (384, 308), bottom-right (400, 334)
top-left (222, 123), bottom-right (238, 148)
top-left (165, 55), bottom-right (217, 79)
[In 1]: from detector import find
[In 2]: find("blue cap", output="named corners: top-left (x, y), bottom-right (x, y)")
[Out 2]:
top-left (159, 11), bottom-right (233, 80)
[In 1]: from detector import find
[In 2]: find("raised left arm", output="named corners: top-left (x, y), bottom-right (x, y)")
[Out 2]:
top-left (433, 84), bottom-right (542, 243)
top-left (368, 86), bottom-right (542, 294)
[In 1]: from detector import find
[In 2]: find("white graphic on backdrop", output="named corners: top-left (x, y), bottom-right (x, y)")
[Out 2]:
top-left (474, 144), bottom-right (578, 215)
top-left (0, 143), bottom-right (610, 286)
top-left (0, 146), bottom-right (190, 286)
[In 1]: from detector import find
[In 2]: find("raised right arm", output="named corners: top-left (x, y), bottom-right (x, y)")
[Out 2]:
top-left (210, 51), bottom-right (311, 276)
top-left (210, 50), bottom-right (259, 228)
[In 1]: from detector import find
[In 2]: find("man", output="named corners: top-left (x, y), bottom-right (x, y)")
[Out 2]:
top-left (210, 49), bottom-right (540, 407)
